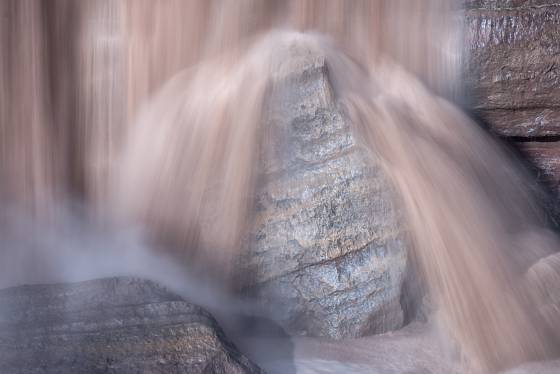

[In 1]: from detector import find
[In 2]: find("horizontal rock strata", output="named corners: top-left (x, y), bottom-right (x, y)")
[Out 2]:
top-left (465, 1), bottom-right (560, 137)
top-left (465, 1), bottom-right (560, 200)
top-left (0, 277), bottom-right (263, 374)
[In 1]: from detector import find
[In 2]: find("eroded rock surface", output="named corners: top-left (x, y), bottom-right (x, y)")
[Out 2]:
top-left (240, 45), bottom-right (407, 339)
top-left (0, 277), bottom-right (263, 374)
top-left (463, 1), bottom-right (560, 210)
top-left (464, 1), bottom-right (560, 137)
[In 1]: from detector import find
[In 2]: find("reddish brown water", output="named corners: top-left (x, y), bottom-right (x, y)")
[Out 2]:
top-left (1, 1), bottom-right (559, 372)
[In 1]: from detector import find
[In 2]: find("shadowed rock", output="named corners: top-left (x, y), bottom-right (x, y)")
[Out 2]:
top-left (515, 141), bottom-right (560, 213)
top-left (520, 142), bottom-right (560, 186)
top-left (0, 277), bottom-right (264, 374)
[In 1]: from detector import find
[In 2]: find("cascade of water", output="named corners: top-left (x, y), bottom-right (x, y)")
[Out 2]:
top-left (1, 1), bottom-right (559, 371)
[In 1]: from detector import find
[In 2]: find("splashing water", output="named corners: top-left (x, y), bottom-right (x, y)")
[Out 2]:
top-left (1, 1), bottom-right (560, 372)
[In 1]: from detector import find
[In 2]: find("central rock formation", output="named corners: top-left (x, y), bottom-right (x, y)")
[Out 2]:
top-left (239, 45), bottom-right (408, 339)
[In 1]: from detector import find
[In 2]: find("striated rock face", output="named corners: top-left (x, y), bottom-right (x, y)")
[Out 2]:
top-left (464, 1), bottom-right (560, 205)
top-left (0, 277), bottom-right (263, 374)
top-left (239, 48), bottom-right (408, 339)
top-left (464, 1), bottom-right (560, 137)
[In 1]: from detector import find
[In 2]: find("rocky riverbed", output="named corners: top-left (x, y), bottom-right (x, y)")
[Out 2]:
top-left (1, 277), bottom-right (558, 374)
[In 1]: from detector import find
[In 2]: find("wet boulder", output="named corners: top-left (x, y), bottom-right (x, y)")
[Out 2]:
top-left (239, 45), bottom-right (408, 339)
top-left (0, 277), bottom-right (263, 374)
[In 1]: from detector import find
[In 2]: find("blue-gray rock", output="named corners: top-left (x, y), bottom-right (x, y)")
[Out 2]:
top-left (239, 45), bottom-right (408, 339)
top-left (0, 277), bottom-right (264, 374)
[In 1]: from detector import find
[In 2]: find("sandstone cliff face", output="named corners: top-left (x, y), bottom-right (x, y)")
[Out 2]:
top-left (465, 1), bottom-right (560, 198)
top-left (0, 277), bottom-right (263, 374)
top-left (239, 49), bottom-right (408, 339)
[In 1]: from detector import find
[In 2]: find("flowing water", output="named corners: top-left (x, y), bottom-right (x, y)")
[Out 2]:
top-left (1, 1), bottom-right (560, 373)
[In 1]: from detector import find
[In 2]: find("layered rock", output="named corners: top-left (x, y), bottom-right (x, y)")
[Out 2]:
top-left (0, 277), bottom-right (263, 374)
top-left (239, 47), bottom-right (407, 339)
top-left (464, 1), bottom-right (560, 203)
top-left (464, 1), bottom-right (560, 137)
